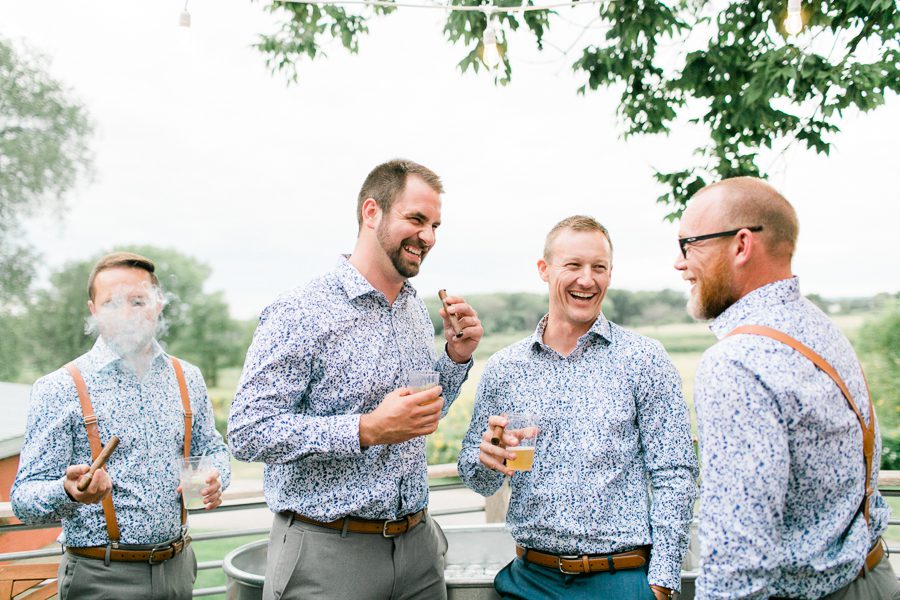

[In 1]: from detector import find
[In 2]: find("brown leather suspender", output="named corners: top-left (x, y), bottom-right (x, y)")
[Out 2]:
top-left (65, 356), bottom-right (194, 543)
top-left (727, 325), bottom-right (877, 525)
top-left (65, 362), bottom-right (121, 542)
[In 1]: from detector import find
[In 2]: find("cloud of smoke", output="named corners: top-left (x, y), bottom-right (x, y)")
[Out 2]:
top-left (84, 281), bottom-right (177, 373)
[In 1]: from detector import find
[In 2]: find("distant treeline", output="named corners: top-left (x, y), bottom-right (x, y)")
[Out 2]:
top-left (423, 289), bottom-right (695, 336)
top-left (424, 290), bottom-right (900, 337)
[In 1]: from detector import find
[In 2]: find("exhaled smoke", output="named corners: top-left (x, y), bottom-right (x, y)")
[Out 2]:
top-left (84, 282), bottom-right (177, 374)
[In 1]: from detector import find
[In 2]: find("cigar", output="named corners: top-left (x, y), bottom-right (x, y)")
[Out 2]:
top-left (438, 289), bottom-right (464, 339)
top-left (490, 424), bottom-right (505, 447)
top-left (77, 435), bottom-right (120, 492)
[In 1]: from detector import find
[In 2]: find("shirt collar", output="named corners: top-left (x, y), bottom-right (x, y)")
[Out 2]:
top-left (710, 276), bottom-right (801, 339)
top-left (528, 312), bottom-right (612, 352)
top-left (82, 336), bottom-right (167, 374)
top-left (334, 255), bottom-right (417, 304)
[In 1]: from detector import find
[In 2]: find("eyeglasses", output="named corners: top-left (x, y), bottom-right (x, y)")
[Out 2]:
top-left (678, 226), bottom-right (763, 258)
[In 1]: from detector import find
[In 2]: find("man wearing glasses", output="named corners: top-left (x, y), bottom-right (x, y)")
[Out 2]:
top-left (675, 177), bottom-right (899, 599)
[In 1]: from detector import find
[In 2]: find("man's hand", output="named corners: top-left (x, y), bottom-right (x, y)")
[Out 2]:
top-left (63, 464), bottom-right (112, 504)
top-left (359, 386), bottom-right (444, 447)
top-left (440, 295), bottom-right (483, 363)
top-left (478, 415), bottom-right (537, 477)
top-left (201, 469), bottom-right (223, 510)
top-left (650, 585), bottom-right (674, 600)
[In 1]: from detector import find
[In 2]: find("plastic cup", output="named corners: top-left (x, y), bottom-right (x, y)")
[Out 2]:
top-left (408, 370), bottom-right (439, 392)
top-left (180, 456), bottom-right (213, 510)
top-left (505, 413), bottom-right (539, 472)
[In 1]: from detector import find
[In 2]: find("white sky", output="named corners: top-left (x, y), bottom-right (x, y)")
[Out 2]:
top-left (2, 1), bottom-right (898, 319)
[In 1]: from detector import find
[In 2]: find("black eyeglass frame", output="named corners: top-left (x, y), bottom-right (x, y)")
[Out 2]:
top-left (678, 226), bottom-right (763, 258)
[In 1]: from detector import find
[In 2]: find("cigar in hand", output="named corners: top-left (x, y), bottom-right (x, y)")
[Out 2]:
top-left (438, 289), bottom-right (464, 339)
top-left (77, 435), bottom-right (120, 492)
top-left (490, 424), bottom-right (505, 447)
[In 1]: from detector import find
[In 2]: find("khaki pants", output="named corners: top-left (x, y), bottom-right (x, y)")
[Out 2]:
top-left (264, 511), bottom-right (449, 600)
top-left (821, 556), bottom-right (900, 600)
top-left (57, 545), bottom-right (197, 600)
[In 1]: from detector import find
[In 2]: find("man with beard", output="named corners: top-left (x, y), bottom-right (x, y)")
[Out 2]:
top-left (228, 159), bottom-right (483, 600)
top-left (12, 251), bottom-right (231, 600)
top-left (675, 177), bottom-right (898, 599)
top-left (459, 216), bottom-right (697, 600)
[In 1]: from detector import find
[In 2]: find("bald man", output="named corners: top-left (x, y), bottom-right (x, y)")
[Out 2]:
top-left (675, 177), bottom-right (899, 600)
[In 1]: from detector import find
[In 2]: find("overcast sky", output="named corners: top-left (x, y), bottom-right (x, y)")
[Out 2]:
top-left (2, 1), bottom-right (898, 319)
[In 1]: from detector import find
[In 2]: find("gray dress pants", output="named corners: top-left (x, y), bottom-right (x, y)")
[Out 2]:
top-left (264, 511), bottom-right (449, 600)
top-left (821, 556), bottom-right (900, 600)
top-left (57, 545), bottom-right (197, 600)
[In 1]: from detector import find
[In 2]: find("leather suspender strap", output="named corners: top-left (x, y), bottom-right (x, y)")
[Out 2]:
top-left (170, 357), bottom-right (193, 526)
top-left (170, 357), bottom-right (193, 460)
top-left (726, 325), bottom-right (877, 525)
top-left (65, 362), bottom-right (121, 543)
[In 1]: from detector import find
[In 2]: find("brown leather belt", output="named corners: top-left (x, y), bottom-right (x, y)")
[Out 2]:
top-left (67, 535), bottom-right (191, 564)
top-left (516, 544), bottom-right (649, 575)
top-left (291, 508), bottom-right (427, 538)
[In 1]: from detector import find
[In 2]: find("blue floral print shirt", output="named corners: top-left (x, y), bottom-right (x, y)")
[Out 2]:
top-left (228, 256), bottom-right (472, 521)
top-left (694, 277), bottom-right (889, 599)
top-left (11, 337), bottom-right (231, 546)
top-left (458, 314), bottom-right (698, 591)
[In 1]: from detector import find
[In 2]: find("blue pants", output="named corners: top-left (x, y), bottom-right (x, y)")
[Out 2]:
top-left (494, 556), bottom-right (656, 600)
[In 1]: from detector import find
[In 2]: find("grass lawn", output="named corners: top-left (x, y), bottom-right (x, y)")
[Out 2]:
top-left (192, 532), bottom-right (268, 598)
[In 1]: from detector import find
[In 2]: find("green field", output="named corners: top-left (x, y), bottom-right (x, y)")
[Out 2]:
top-left (211, 313), bottom-right (876, 466)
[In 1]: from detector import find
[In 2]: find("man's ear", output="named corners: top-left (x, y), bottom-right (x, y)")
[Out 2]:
top-left (88, 300), bottom-right (97, 317)
top-left (360, 198), bottom-right (381, 231)
top-left (733, 229), bottom-right (755, 268)
top-left (537, 259), bottom-right (549, 283)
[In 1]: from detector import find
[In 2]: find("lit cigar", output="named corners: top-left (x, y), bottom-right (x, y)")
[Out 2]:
top-left (438, 289), bottom-right (464, 339)
top-left (77, 435), bottom-right (120, 492)
top-left (490, 424), bottom-right (505, 447)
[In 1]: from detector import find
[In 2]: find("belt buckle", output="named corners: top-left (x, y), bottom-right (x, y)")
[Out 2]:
top-left (382, 518), bottom-right (405, 538)
top-left (557, 555), bottom-right (581, 575)
top-left (148, 542), bottom-right (172, 565)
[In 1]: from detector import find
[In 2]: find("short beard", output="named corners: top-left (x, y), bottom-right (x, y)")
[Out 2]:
top-left (688, 253), bottom-right (738, 320)
top-left (377, 222), bottom-right (425, 279)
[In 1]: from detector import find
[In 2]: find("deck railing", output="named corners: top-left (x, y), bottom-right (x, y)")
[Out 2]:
top-left (2, 467), bottom-right (899, 596)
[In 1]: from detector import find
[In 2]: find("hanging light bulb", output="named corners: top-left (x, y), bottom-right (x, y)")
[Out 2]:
top-left (482, 24), bottom-right (502, 68)
top-left (179, 0), bottom-right (192, 28)
top-left (784, 0), bottom-right (802, 35)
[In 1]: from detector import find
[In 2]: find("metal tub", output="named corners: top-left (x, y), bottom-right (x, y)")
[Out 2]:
top-left (222, 524), bottom-right (698, 600)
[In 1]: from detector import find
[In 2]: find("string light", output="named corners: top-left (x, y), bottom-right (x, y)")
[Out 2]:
top-left (482, 23), bottom-right (502, 68)
top-left (784, 0), bottom-right (802, 35)
top-left (179, 0), bottom-right (192, 27)
top-left (270, 0), bottom-right (606, 12)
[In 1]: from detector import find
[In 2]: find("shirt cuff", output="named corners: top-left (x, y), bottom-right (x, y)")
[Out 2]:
top-left (648, 551), bottom-right (682, 592)
top-left (437, 346), bottom-right (472, 383)
top-left (54, 477), bottom-right (80, 516)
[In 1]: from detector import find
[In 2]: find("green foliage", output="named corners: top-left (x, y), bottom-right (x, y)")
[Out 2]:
top-left (0, 36), bottom-right (93, 303)
top-left (857, 304), bottom-right (900, 434)
top-left (252, 0), bottom-right (899, 217)
top-left (10, 246), bottom-right (250, 387)
top-left (423, 289), bottom-right (692, 339)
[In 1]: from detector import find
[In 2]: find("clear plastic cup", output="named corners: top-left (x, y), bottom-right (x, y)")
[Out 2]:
top-left (180, 455), bottom-right (213, 510)
top-left (505, 413), bottom-right (539, 472)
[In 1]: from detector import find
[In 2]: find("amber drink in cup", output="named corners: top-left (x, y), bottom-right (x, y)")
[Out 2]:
top-left (408, 370), bottom-right (440, 406)
top-left (506, 412), bottom-right (539, 471)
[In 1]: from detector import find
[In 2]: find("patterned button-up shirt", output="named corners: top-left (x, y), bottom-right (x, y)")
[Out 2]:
top-left (694, 277), bottom-right (889, 599)
top-left (11, 337), bottom-right (231, 546)
top-left (228, 256), bottom-right (472, 521)
top-left (458, 314), bottom-right (698, 590)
